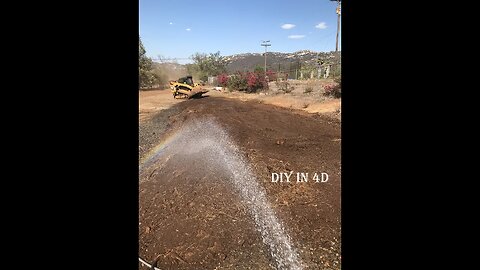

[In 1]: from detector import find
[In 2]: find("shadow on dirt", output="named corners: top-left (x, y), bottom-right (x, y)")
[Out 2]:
top-left (191, 94), bottom-right (209, 99)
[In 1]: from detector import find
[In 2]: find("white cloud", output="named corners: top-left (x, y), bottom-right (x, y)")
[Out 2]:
top-left (186, 28), bottom-right (191, 31)
top-left (169, 22), bottom-right (173, 25)
top-left (315, 22), bottom-right (327, 29)
top-left (288, 35), bottom-right (305, 39)
top-left (281, 23), bottom-right (296, 30)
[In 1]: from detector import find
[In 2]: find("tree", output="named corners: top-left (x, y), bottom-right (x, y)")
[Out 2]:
top-left (254, 65), bottom-right (264, 73)
top-left (139, 38), bottom-right (151, 69)
top-left (139, 36), bottom-right (158, 89)
top-left (189, 51), bottom-right (227, 82)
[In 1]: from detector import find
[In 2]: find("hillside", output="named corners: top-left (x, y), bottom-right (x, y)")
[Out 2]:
top-left (152, 50), bottom-right (341, 81)
top-left (224, 50), bottom-right (341, 73)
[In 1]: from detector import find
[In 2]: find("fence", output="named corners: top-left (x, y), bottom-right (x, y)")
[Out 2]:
top-left (274, 63), bottom-right (341, 81)
top-left (226, 60), bottom-right (341, 83)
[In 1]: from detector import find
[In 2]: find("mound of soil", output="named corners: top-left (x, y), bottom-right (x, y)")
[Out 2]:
top-left (139, 97), bottom-right (341, 269)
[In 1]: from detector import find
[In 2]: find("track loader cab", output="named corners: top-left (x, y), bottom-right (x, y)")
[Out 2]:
top-left (178, 76), bottom-right (194, 87)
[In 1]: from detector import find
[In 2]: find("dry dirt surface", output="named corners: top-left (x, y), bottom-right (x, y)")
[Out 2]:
top-left (139, 83), bottom-right (341, 123)
top-left (139, 89), bottom-right (183, 122)
top-left (139, 96), bottom-right (341, 270)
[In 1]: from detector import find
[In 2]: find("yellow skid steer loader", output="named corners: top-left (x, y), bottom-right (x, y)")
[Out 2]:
top-left (169, 76), bottom-right (209, 99)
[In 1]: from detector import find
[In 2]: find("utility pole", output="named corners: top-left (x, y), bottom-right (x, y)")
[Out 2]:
top-left (261, 40), bottom-right (271, 77)
top-left (335, 0), bottom-right (341, 52)
top-left (331, 0), bottom-right (341, 52)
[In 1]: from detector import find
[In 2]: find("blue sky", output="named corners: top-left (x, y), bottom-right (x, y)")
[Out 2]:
top-left (140, 0), bottom-right (341, 63)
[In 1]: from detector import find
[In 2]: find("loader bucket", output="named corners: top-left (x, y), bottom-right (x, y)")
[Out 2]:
top-left (177, 88), bottom-right (209, 99)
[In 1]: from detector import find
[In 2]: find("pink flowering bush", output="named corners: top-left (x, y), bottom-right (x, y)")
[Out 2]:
top-left (323, 77), bottom-right (341, 98)
top-left (265, 70), bottom-right (277, 82)
top-left (217, 73), bottom-right (229, 87)
top-left (219, 71), bottom-right (268, 93)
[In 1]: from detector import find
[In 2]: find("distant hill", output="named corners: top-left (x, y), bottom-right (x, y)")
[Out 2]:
top-left (152, 50), bottom-right (341, 80)
top-left (224, 50), bottom-right (341, 73)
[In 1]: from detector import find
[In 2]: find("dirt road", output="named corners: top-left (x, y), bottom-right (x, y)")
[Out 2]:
top-left (139, 87), bottom-right (341, 123)
top-left (139, 94), bottom-right (341, 269)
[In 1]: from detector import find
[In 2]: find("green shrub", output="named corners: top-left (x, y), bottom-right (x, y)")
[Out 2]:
top-left (304, 87), bottom-right (313, 94)
top-left (227, 73), bottom-right (248, 92)
top-left (224, 72), bottom-right (268, 93)
top-left (275, 80), bottom-right (294, 93)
